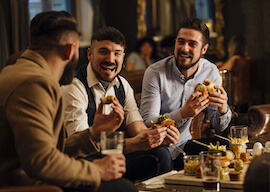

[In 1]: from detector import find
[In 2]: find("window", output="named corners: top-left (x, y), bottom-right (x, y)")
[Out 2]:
top-left (28, 0), bottom-right (93, 47)
top-left (28, 0), bottom-right (71, 21)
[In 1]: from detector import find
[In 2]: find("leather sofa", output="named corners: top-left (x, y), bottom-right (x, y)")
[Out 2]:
top-left (247, 104), bottom-right (270, 145)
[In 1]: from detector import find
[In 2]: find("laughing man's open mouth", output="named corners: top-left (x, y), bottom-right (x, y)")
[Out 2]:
top-left (102, 65), bottom-right (116, 72)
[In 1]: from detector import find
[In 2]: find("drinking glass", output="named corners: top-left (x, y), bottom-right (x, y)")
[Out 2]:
top-left (100, 131), bottom-right (124, 155)
top-left (230, 125), bottom-right (248, 139)
top-left (200, 151), bottom-right (221, 192)
top-left (230, 125), bottom-right (248, 158)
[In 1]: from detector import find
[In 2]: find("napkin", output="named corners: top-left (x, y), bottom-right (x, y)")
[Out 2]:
top-left (141, 170), bottom-right (178, 188)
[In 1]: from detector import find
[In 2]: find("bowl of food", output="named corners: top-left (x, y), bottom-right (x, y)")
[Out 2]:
top-left (229, 137), bottom-right (249, 159)
top-left (184, 155), bottom-right (200, 176)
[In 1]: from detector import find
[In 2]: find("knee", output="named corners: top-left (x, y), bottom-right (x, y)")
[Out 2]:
top-left (151, 148), bottom-right (172, 172)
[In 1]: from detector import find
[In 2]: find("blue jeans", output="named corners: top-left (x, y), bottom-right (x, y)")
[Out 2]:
top-left (124, 147), bottom-right (172, 181)
top-left (81, 147), bottom-right (172, 182)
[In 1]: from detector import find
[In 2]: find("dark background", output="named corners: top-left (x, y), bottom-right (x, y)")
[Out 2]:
top-left (1, 0), bottom-right (270, 105)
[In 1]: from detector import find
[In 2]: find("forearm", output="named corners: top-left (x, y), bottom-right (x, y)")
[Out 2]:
top-left (208, 105), bottom-right (232, 132)
top-left (124, 137), bottom-right (139, 153)
top-left (65, 129), bottom-right (100, 158)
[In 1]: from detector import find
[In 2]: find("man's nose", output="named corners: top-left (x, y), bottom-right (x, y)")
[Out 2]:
top-left (181, 43), bottom-right (189, 52)
top-left (105, 52), bottom-right (116, 63)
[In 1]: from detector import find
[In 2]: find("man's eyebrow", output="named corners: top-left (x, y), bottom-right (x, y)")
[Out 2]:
top-left (115, 49), bottom-right (124, 53)
top-left (177, 37), bottom-right (198, 44)
top-left (98, 47), bottom-right (124, 53)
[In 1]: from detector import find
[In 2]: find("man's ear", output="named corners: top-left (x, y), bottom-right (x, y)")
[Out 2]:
top-left (87, 48), bottom-right (92, 61)
top-left (63, 44), bottom-right (74, 60)
top-left (202, 44), bottom-right (209, 55)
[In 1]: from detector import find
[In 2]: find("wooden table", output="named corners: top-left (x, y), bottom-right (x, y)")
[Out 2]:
top-left (135, 170), bottom-right (244, 192)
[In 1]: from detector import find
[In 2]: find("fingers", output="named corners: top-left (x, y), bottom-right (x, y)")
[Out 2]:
top-left (214, 85), bottom-right (227, 95)
top-left (105, 154), bottom-right (126, 177)
top-left (189, 91), bottom-right (203, 102)
top-left (165, 126), bottom-right (180, 145)
top-left (111, 105), bottom-right (125, 118)
top-left (141, 128), bottom-right (168, 148)
top-left (97, 101), bottom-right (104, 113)
top-left (209, 86), bottom-right (229, 114)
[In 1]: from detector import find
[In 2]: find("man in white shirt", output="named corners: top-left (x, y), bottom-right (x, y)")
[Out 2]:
top-left (140, 18), bottom-right (232, 170)
top-left (61, 26), bottom-right (180, 180)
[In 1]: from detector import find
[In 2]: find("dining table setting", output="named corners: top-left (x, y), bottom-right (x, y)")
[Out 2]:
top-left (136, 124), bottom-right (269, 192)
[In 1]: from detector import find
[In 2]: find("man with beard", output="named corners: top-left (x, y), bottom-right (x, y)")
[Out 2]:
top-left (61, 26), bottom-right (180, 181)
top-left (140, 17), bottom-right (232, 170)
top-left (0, 11), bottom-right (138, 192)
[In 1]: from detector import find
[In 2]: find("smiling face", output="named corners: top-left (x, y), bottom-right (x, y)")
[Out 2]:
top-left (174, 28), bottom-right (208, 72)
top-left (88, 40), bottom-right (125, 82)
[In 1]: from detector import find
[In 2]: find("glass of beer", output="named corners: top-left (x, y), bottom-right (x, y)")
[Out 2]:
top-left (199, 151), bottom-right (222, 192)
top-left (100, 131), bottom-right (124, 155)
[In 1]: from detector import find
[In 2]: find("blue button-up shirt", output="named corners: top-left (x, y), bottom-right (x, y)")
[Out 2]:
top-left (140, 56), bottom-right (232, 159)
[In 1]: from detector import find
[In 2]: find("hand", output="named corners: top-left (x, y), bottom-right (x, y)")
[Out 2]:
top-left (132, 127), bottom-right (168, 150)
top-left (92, 97), bottom-right (124, 135)
top-left (208, 85), bottom-right (228, 114)
top-left (93, 154), bottom-right (126, 181)
top-left (181, 91), bottom-right (209, 120)
top-left (162, 125), bottom-right (180, 147)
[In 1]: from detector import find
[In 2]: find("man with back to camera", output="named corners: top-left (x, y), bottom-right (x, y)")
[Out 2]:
top-left (61, 26), bottom-right (180, 181)
top-left (0, 10), bottom-right (138, 192)
top-left (140, 17), bottom-right (232, 170)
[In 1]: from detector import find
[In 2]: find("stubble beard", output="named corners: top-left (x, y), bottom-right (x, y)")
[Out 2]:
top-left (175, 51), bottom-right (202, 71)
top-left (59, 55), bottom-right (78, 85)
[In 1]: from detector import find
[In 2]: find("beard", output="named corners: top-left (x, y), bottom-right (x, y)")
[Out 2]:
top-left (175, 50), bottom-right (202, 71)
top-left (59, 55), bottom-right (78, 85)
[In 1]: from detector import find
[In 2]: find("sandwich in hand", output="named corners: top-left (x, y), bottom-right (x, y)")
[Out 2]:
top-left (150, 115), bottom-right (175, 129)
top-left (101, 95), bottom-right (115, 104)
top-left (194, 79), bottom-right (217, 94)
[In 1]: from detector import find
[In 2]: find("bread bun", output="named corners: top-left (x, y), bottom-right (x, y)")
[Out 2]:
top-left (221, 156), bottom-right (231, 168)
top-left (229, 171), bottom-right (243, 181)
top-left (240, 152), bottom-right (249, 162)
top-left (195, 79), bottom-right (217, 94)
top-left (150, 115), bottom-right (175, 129)
top-left (101, 95), bottom-right (115, 104)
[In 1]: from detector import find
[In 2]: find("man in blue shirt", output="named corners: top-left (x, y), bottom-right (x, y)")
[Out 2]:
top-left (140, 17), bottom-right (232, 170)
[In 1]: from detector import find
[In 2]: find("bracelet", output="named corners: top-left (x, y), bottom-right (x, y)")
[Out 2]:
top-left (89, 126), bottom-right (100, 142)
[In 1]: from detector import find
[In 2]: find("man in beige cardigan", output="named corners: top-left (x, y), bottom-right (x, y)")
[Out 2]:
top-left (0, 11), bottom-right (137, 192)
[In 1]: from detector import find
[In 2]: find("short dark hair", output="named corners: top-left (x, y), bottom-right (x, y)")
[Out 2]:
top-left (177, 17), bottom-right (209, 46)
top-left (244, 153), bottom-right (270, 192)
top-left (30, 11), bottom-right (78, 50)
top-left (91, 26), bottom-right (126, 49)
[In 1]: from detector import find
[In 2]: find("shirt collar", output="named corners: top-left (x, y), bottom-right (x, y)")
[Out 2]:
top-left (172, 57), bottom-right (203, 81)
top-left (86, 62), bottom-right (120, 89)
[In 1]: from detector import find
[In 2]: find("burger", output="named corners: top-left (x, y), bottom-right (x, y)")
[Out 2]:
top-left (150, 115), bottom-right (175, 129)
top-left (220, 156), bottom-right (231, 180)
top-left (101, 95), bottom-right (115, 104)
top-left (194, 79), bottom-right (217, 94)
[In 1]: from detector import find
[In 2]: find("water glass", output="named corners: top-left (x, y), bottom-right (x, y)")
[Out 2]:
top-left (230, 125), bottom-right (248, 139)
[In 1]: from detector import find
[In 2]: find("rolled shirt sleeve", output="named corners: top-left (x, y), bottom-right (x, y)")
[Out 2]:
top-left (140, 56), bottom-right (232, 159)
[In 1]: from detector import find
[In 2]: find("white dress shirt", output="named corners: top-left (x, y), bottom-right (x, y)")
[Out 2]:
top-left (61, 63), bottom-right (143, 137)
top-left (140, 56), bottom-right (232, 159)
